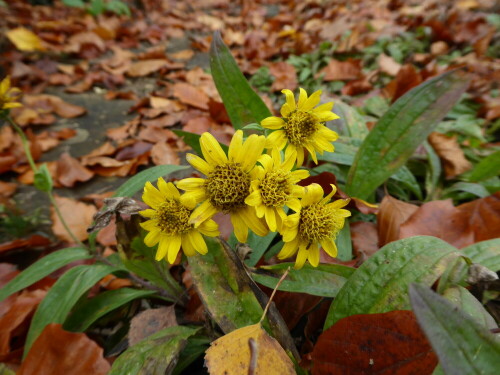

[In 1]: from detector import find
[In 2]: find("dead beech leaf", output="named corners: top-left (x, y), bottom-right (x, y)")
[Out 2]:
top-left (129, 306), bottom-right (178, 346)
top-left (377, 195), bottom-right (419, 246)
top-left (383, 64), bottom-right (423, 102)
top-left (0, 235), bottom-right (51, 254)
top-left (0, 181), bottom-right (17, 198)
top-left (23, 94), bottom-right (86, 118)
top-left (0, 289), bottom-right (46, 357)
top-left (378, 53), bottom-right (401, 76)
top-left (173, 82), bottom-right (209, 110)
top-left (56, 153), bottom-right (94, 187)
top-left (51, 196), bottom-right (97, 243)
top-left (428, 132), bottom-right (472, 179)
top-left (150, 142), bottom-right (180, 166)
top-left (205, 323), bottom-right (295, 375)
top-left (311, 311), bottom-right (437, 374)
top-left (351, 221), bottom-right (379, 259)
top-left (320, 59), bottom-right (362, 81)
top-left (6, 27), bottom-right (45, 52)
top-left (18, 323), bottom-right (110, 375)
top-left (269, 61), bottom-right (298, 91)
top-left (127, 59), bottom-right (167, 77)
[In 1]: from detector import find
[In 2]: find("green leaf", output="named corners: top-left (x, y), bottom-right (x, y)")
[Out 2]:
top-left (324, 236), bottom-right (458, 329)
top-left (333, 100), bottom-right (369, 139)
top-left (390, 166), bottom-right (423, 200)
top-left (24, 264), bottom-right (118, 357)
top-left (462, 239), bottom-right (500, 272)
top-left (468, 150), bottom-right (500, 182)
top-left (105, 0), bottom-right (131, 16)
top-left (62, 0), bottom-right (85, 7)
top-left (335, 221), bottom-right (352, 261)
top-left (210, 31), bottom-right (272, 130)
top-left (113, 164), bottom-right (189, 198)
top-left (442, 181), bottom-right (490, 199)
top-left (346, 70), bottom-right (469, 199)
top-left (187, 237), bottom-right (299, 359)
top-left (109, 326), bottom-right (200, 375)
top-left (64, 288), bottom-right (156, 332)
top-left (252, 262), bottom-right (354, 297)
top-left (172, 336), bottom-right (211, 375)
top-left (0, 247), bottom-right (90, 303)
top-left (442, 286), bottom-right (497, 329)
top-left (424, 141), bottom-right (442, 200)
top-left (34, 163), bottom-right (53, 192)
top-left (172, 130), bottom-right (229, 157)
top-left (244, 231), bottom-right (279, 267)
top-left (409, 283), bottom-right (500, 375)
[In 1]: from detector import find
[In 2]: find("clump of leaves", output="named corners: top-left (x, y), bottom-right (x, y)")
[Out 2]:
top-left (0, 204), bottom-right (44, 241)
top-left (62, 0), bottom-right (131, 16)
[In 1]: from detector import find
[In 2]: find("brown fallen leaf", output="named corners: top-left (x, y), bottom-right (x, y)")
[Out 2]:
top-left (0, 181), bottom-right (17, 198)
top-left (269, 61), bottom-right (298, 92)
top-left (311, 311), bottom-right (437, 374)
top-left (428, 132), bottom-right (472, 179)
top-left (127, 59), bottom-right (168, 77)
top-left (0, 235), bottom-right (51, 254)
top-left (150, 142), bottom-right (180, 165)
top-left (23, 94), bottom-right (86, 118)
top-left (383, 64), bottom-right (423, 102)
top-left (320, 59), bottom-right (362, 81)
top-left (56, 152), bottom-right (94, 187)
top-left (50, 196), bottom-right (97, 243)
top-left (351, 221), bottom-right (379, 259)
top-left (128, 306), bottom-right (178, 346)
top-left (378, 53), bottom-right (401, 76)
top-left (18, 323), bottom-right (110, 375)
top-left (377, 195), bottom-right (419, 246)
top-left (173, 82), bottom-right (209, 110)
top-left (205, 323), bottom-right (295, 375)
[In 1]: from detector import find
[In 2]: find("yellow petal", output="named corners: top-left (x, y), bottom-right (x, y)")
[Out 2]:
top-left (265, 207), bottom-right (277, 232)
top-left (294, 245), bottom-right (309, 269)
top-left (176, 178), bottom-right (205, 191)
top-left (299, 90), bottom-right (321, 111)
top-left (187, 230), bottom-right (208, 255)
top-left (0, 77), bottom-right (10, 94)
top-left (144, 229), bottom-right (161, 247)
top-left (312, 134), bottom-right (335, 153)
top-left (302, 184), bottom-right (324, 206)
top-left (313, 102), bottom-right (334, 113)
top-left (296, 147), bottom-right (305, 167)
top-left (317, 126), bottom-right (339, 142)
top-left (139, 209), bottom-right (156, 218)
top-left (143, 182), bottom-right (165, 209)
top-left (156, 236), bottom-right (169, 260)
top-left (3, 102), bottom-right (22, 109)
top-left (280, 103), bottom-right (293, 117)
top-left (281, 89), bottom-right (296, 112)
top-left (266, 130), bottom-right (287, 150)
top-left (228, 129), bottom-right (243, 162)
top-left (190, 200), bottom-right (218, 227)
top-left (286, 198), bottom-right (302, 212)
top-left (140, 219), bottom-right (158, 232)
top-left (290, 169), bottom-right (309, 183)
top-left (180, 194), bottom-right (196, 210)
top-left (307, 243), bottom-right (320, 267)
top-left (245, 190), bottom-right (262, 206)
top-left (261, 116), bottom-right (285, 130)
top-left (326, 198), bottom-right (351, 210)
top-left (231, 212), bottom-right (248, 243)
top-left (241, 207), bottom-right (269, 237)
top-left (304, 143), bottom-right (318, 164)
top-left (240, 134), bottom-right (266, 172)
top-left (321, 238), bottom-right (338, 258)
top-left (315, 110), bottom-right (339, 122)
top-left (257, 153), bottom-right (273, 171)
top-left (200, 132), bottom-right (228, 166)
top-left (297, 88), bottom-right (308, 108)
top-left (198, 219), bottom-right (220, 237)
top-left (255, 204), bottom-right (266, 218)
top-left (181, 233), bottom-right (197, 256)
top-left (166, 235), bottom-right (182, 264)
top-left (186, 153), bottom-right (212, 175)
top-left (277, 238), bottom-right (299, 259)
top-left (182, 189), bottom-right (207, 203)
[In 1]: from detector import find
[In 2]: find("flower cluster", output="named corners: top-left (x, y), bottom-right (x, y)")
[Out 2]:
top-left (0, 76), bottom-right (22, 114)
top-left (140, 88), bottom-right (350, 269)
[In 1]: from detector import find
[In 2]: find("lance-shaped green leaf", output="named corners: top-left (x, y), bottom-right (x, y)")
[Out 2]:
top-left (24, 264), bottom-right (119, 357)
top-left (64, 288), bottom-right (156, 332)
top-left (210, 31), bottom-right (271, 129)
top-left (468, 149), bottom-right (500, 182)
top-left (325, 236), bottom-right (457, 329)
top-left (346, 70), bottom-right (470, 199)
top-left (188, 237), bottom-right (299, 360)
top-left (333, 100), bottom-right (369, 139)
top-left (442, 286), bottom-right (497, 329)
top-left (113, 164), bottom-right (189, 198)
top-left (409, 283), bottom-right (500, 375)
top-left (109, 326), bottom-right (199, 375)
top-left (0, 247), bottom-right (90, 303)
top-left (252, 263), bottom-right (354, 297)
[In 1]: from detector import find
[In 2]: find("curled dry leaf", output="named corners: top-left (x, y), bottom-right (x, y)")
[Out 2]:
top-left (351, 221), bottom-right (379, 259)
top-left (311, 310), bottom-right (437, 374)
top-left (18, 323), bottom-right (110, 375)
top-left (269, 61), bottom-right (298, 91)
top-left (320, 58), bottom-right (363, 81)
top-left (377, 195), bottom-right (418, 246)
top-left (51, 196), bottom-right (97, 243)
top-left (428, 132), bottom-right (472, 179)
top-left (205, 323), bottom-right (295, 375)
top-left (128, 306), bottom-right (178, 346)
top-left (56, 152), bottom-right (94, 188)
top-left (173, 82), bottom-right (209, 110)
top-left (87, 197), bottom-right (143, 233)
top-left (378, 53), bottom-right (402, 76)
top-left (127, 59), bottom-right (168, 77)
top-left (150, 142), bottom-right (180, 166)
top-left (383, 64), bottom-right (423, 102)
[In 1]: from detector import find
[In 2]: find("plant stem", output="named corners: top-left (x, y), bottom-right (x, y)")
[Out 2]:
top-left (48, 193), bottom-right (85, 247)
top-left (6, 115), bottom-right (37, 171)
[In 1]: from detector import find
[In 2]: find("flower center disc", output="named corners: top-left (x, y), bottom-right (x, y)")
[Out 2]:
top-left (260, 170), bottom-right (291, 207)
top-left (284, 111), bottom-right (318, 145)
top-left (155, 200), bottom-right (192, 235)
top-left (206, 163), bottom-right (250, 212)
top-left (299, 204), bottom-right (342, 242)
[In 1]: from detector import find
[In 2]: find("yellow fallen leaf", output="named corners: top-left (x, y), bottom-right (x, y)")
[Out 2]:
top-left (6, 27), bottom-right (45, 52)
top-left (205, 323), bottom-right (295, 375)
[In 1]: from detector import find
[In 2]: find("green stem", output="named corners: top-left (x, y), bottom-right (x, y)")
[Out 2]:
top-left (48, 193), bottom-right (85, 247)
top-left (6, 115), bottom-right (37, 171)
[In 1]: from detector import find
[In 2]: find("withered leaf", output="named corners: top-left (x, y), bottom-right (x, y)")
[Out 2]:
top-left (377, 195), bottom-right (419, 246)
top-left (87, 197), bottom-right (142, 233)
top-left (428, 132), bottom-right (472, 179)
top-left (56, 152), bottom-right (94, 187)
top-left (128, 306), bottom-right (178, 346)
top-left (51, 196), bottom-right (97, 243)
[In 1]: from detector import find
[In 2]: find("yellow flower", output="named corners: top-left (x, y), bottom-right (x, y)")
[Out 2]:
top-left (0, 76), bottom-right (22, 111)
top-left (278, 183), bottom-right (351, 269)
top-left (176, 130), bottom-right (269, 243)
top-left (261, 88), bottom-right (339, 167)
top-left (139, 178), bottom-right (219, 264)
top-left (245, 148), bottom-right (309, 232)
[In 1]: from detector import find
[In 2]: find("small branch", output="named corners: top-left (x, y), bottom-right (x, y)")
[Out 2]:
top-left (248, 338), bottom-right (258, 375)
top-left (7, 115), bottom-right (37, 171)
top-left (48, 193), bottom-right (86, 247)
top-left (259, 266), bottom-right (290, 323)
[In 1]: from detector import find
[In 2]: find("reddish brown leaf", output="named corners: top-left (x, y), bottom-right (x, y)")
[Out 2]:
top-left (128, 306), bottom-right (178, 346)
top-left (0, 181), bottom-right (17, 198)
top-left (0, 235), bottom-right (51, 254)
top-left (321, 59), bottom-right (362, 81)
top-left (56, 152), bottom-right (94, 187)
top-left (378, 53), bottom-right (401, 76)
top-left (269, 61), bottom-right (298, 91)
top-left (127, 59), bottom-right (168, 77)
top-left (150, 142), bottom-right (180, 165)
top-left (383, 64), bottom-right (423, 102)
top-left (311, 310), bottom-right (438, 375)
top-left (428, 132), bottom-right (472, 179)
top-left (50, 196), bottom-right (97, 243)
top-left (18, 323), bottom-right (110, 375)
top-left (351, 221), bottom-right (379, 259)
top-left (173, 82), bottom-right (209, 110)
top-left (377, 195), bottom-right (419, 246)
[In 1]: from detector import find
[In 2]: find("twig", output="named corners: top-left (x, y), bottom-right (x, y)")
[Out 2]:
top-left (259, 266), bottom-right (290, 323)
top-left (248, 338), bottom-right (258, 375)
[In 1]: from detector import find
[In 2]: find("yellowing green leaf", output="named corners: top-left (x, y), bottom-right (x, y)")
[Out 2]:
top-left (6, 27), bottom-right (45, 52)
top-left (205, 323), bottom-right (295, 375)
